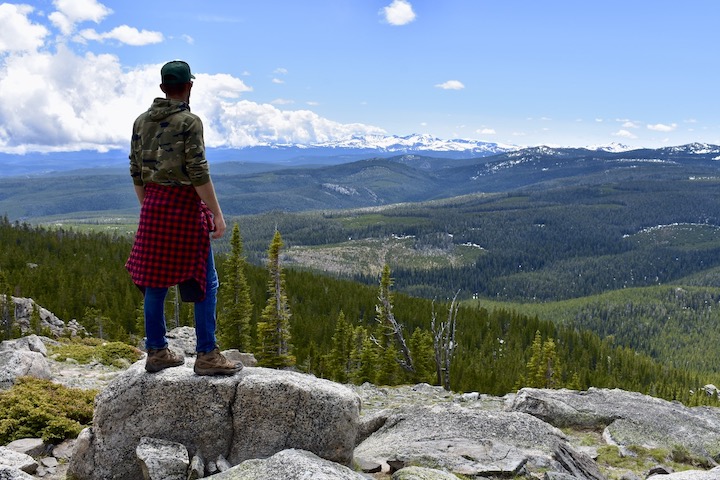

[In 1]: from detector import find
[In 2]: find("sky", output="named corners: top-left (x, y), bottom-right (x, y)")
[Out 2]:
top-left (1, 0), bottom-right (720, 156)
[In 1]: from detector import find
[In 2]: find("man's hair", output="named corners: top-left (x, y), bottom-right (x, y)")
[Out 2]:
top-left (161, 82), bottom-right (190, 96)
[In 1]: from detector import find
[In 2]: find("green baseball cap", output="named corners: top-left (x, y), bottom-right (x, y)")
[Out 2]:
top-left (161, 60), bottom-right (195, 85)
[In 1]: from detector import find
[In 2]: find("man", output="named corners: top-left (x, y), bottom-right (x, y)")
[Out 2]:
top-left (126, 60), bottom-right (242, 375)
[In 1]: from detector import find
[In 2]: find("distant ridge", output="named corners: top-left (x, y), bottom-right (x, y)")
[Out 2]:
top-left (0, 134), bottom-right (514, 177)
top-left (1, 136), bottom-right (720, 177)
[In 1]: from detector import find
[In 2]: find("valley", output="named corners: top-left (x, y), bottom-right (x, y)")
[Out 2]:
top-left (4, 144), bottom-right (720, 390)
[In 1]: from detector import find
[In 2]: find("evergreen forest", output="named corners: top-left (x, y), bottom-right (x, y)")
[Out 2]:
top-left (2, 216), bottom-right (719, 405)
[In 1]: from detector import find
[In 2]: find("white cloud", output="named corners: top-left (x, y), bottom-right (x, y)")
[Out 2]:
top-left (181, 34), bottom-right (194, 45)
top-left (435, 80), bottom-right (464, 90)
top-left (0, 4), bottom-right (49, 52)
top-left (477, 128), bottom-right (496, 135)
top-left (49, 0), bottom-right (112, 35)
top-left (272, 78), bottom-right (285, 84)
top-left (0, 1), bottom-right (386, 153)
top-left (201, 100), bottom-right (385, 148)
top-left (381, 0), bottom-right (416, 26)
top-left (622, 121), bottom-right (640, 129)
top-left (77, 26), bottom-right (163, 46)
top-left (0, 43), bottom-right (383, 153)
top-left (613, 129), bottom-right (638, 139)
top-left (271, 98), bottom-right (294, 105)
top-left (274, 67), bottom-right (288, 75)
top-left (306, 101), bottom-right (319, 106)
top-left (647, 123), bottom-right (677, 132)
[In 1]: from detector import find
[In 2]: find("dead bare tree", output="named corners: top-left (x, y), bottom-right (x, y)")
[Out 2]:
top-left (375, 264), bottom-right (415, 373)
top-left (431, 290), bottom-right (460, 391)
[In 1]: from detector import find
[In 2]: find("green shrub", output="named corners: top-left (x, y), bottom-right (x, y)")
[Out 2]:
top-left (671, 444), bottom-right (713, 469)
top-left (96, 342), bottom-right (143, 367)
top-left (0, 377), bottom-right (97, 444)
top-left (50, 343), bottom-right (96, 364)
top-left (50, 340), bottom-right (142, 367)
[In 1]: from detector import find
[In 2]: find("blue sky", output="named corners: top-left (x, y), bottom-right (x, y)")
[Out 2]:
top-left (1, 0), bottom-right (719, 155)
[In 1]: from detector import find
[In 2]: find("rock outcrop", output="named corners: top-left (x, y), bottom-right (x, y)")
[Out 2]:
top-left (205, 449), bottom-right (367, 480)
top-left (3, 296), bottom-right (87, 338)
top-left (0, 335), bottom-right (52, 390)
top-left (512, 387), bottom-right (720, 463)
top-left (354, 402), bottom-right (567, 477)
top-left (4, 330), bottom-right (720, 479)
top-left (68, 360), bottom-right (360, 480)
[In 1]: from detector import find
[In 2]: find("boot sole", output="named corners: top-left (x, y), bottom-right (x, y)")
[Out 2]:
top-left (145, 361), bottom-right (185, 373)
top-left (194, 365), bottom-right (243, 376)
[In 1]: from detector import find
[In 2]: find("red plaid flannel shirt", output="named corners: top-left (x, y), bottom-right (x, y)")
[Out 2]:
top-left (126, 183), bottom-right (212, 300)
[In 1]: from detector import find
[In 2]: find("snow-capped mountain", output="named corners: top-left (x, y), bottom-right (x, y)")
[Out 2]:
top-left (307, 134), bottom-right (517, 154)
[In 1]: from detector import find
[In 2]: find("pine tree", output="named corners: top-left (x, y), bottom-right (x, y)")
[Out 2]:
top-left (0, 270), bottom-right (14, 341)
top-left (525, 330), bottom-right (545, 388)
top-left (541, 338), bottom-right (561, 388)
top-left (525, 331), bottom-right (562, 388)
top-left (218, 223), bottom-right (253, 351)
top-left (349, 326), bottom-right (378, 384)
top-left (325, 311), bottom-right (354, 383)
top-left (409, 328), bottom-right (436, 384)
top-left (256, 230), bottom-right (294, 368)
top-left (29, 302), bottom-right (41, 335)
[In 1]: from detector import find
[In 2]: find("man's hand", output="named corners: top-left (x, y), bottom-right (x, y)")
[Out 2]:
top-left (211, 214), bottom-right (226, 239)
top-left (193, 180), bottom-right (226, 239)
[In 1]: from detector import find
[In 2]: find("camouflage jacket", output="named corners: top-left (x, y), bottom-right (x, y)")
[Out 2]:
top-left (129, 98), bottom-right (210, 187)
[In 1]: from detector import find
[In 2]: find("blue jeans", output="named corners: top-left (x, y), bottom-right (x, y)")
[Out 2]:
top-left (144, 247), bottom-right (219, 353)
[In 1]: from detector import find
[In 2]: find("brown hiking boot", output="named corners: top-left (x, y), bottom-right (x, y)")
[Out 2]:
top-left (194, 348), bottom-right (243, 376)
top-left (145, 347), bottom-right (185, 373)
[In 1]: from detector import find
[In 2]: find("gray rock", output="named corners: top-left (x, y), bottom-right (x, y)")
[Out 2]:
top-left (68, 362), bottom-right (360, 480)
top-left (40, 457), bottom-right (58, 468)
top-left (354, 403), bottom-right (567, 477)
top-left (216, 454), bottom-right (232, 472)
top-left (545, 473), bottom-right (582, 480)
top-left (354, 456), bottom-right (382, 473)
top-left (136, 437), bottom-right (189, 480)
top-left (392, 465), bottom-right (462, 479)
top-left (512, 388), bottom-right (720, 463)
top-left (0, 349), bottom-right (52, 390)
top-left (188, 455), bottom-right (205, 480)
top-left (0, 335), bottom-right (47, 356)
top-left (5, 438), bottom-right (45, 457)
top-left (0, 447), bottom-right (38, 474)
top-left (2, 297), bottom-right (85, 338)
top-left (206, 449), bottom-right (368, 480)
top-left (649, 466), bottom-right (720, 479)
top-left (222, 349), bottom-right (257, 368)
top-left (164, 326), bottom-right (197, 356)
top-left (459, 392), bottom-right (479, 402)
top-left (51, 439), bottom-right (75, 461)
top-left (356, 409), bottom-right (390, 446)
top-left (0, 466), bottom-right (36, 479)
top-left (552, 443), bottom-right (605, 480)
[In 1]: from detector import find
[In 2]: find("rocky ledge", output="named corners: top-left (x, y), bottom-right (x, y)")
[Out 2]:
top-left (2, 330), bottom-right (720, 479)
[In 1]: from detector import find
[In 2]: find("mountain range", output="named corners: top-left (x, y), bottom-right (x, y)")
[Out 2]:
top-left (2, 141), bottom-right (720, 221)
top-left (0, 133), bottom-right (638, 177)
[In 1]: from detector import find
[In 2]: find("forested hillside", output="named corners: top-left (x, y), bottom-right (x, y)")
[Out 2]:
top-left (1, 218), bottom-right (718, 404)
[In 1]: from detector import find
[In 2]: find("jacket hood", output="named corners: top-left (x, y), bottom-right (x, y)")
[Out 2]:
top-left (147, 98), bottom-right (191, 121)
